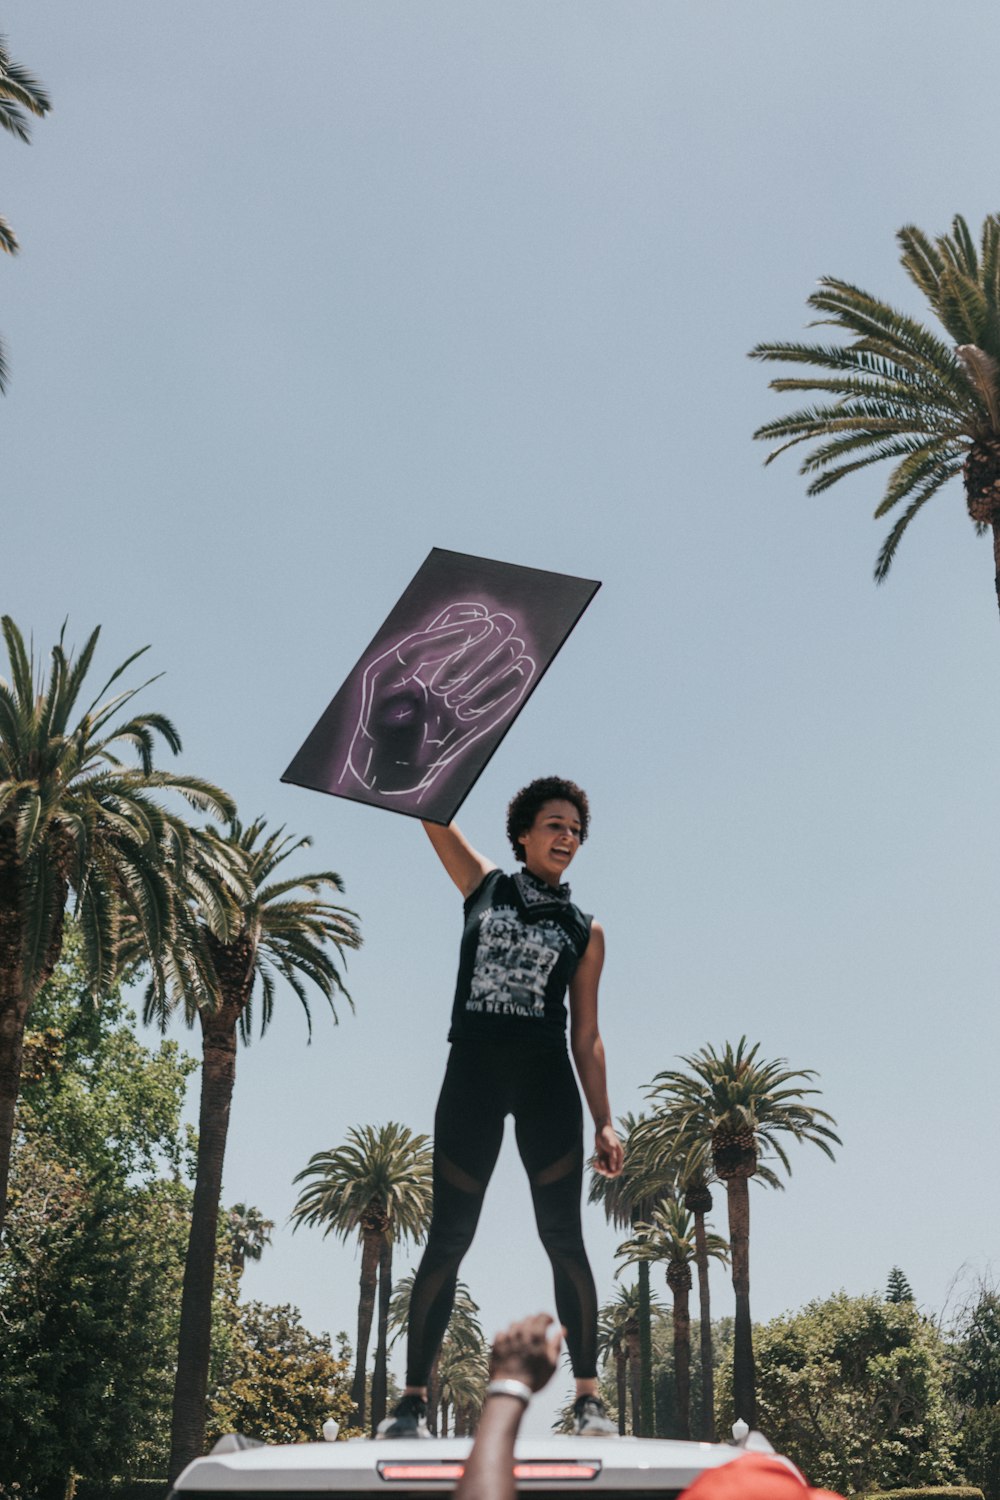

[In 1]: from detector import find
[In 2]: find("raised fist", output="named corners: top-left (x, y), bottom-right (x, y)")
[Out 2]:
top-left (342, 603), bottom-right (536, 800)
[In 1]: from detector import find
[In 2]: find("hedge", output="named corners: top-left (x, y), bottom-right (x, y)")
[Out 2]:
top-left (74, 1480), bottom-right (168, 1500)
top-left (864, 1488), bottom-right (985, 1499)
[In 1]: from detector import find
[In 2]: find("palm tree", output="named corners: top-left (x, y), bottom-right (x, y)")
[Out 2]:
top-left (158, 817), bottom-right (361, 1482)
top-left (630, 1118), bottom-right (723, 1438)
top-left (0, 617), bottom-right (233, 1232)
top-left (292, 1123), bottom-right (433, 1434)
top-left (589, 1113), bottom-right (673, 1435)
top-left (597, 1284), bottom-right (651, 1436)
top-left (617, 1201), bottom-right (728, 1439)
top-left (437, 1336), bottom-right (488, 1437)
top-left (750, 212), bottom-right (1000, 616)
top-left (677, 1164), bottom-right (721, 1439)
top-left (0, 32), bottom-right (50, 392)
top-left (389, 1274), bottom-right (483, 1435)
top-left (225, 1202), bottom-right (274, 1274)
top-left (645, 1038), bottom-right (839, 1427)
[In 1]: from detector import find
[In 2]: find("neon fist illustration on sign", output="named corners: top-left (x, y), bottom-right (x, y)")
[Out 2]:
top-left (282, 549), bottom-right (600, 825)
top-left (344, 602), bottom-right (536, 799)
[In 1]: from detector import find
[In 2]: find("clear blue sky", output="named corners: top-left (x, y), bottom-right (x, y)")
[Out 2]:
top-left (5, 1), bottom-right (999, 1433)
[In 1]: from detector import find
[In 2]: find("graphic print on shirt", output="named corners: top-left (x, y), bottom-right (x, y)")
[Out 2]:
top-left (466, 903), bottom-right (571, 1018)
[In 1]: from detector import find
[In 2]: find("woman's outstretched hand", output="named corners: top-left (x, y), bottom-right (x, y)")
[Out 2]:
top-left (592, 1122), bottom-right (624, 1178)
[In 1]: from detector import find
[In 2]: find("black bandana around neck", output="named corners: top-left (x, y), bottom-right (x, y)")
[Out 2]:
top-left (515, 868), bottom-right (572, 906)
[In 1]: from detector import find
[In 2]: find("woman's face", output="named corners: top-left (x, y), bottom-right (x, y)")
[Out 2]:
top-left (518, 799), bottom-right (583, 885)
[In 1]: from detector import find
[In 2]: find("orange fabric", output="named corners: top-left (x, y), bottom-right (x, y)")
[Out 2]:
top-left (679, 1451), bottom-right (845, 1499)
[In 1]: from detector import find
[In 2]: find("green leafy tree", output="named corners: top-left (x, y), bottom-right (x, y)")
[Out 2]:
top-left (645, 1038), bottom-right (839, 1426)
top-left (207, 1302), bottom-right (357, 1446)
top-left (154, 817), bottom-right (361, 1483)
top-left (617, 1200), bottom-right (728, 1439)
top-left (951, 1281), bottom-right (1000, 1500)
top-left (0, 930), bottom-right (197, 1493)
top-left (0, 32), bottom-right (51, 391)
top-left (956, 1410), bottom-right (1000, 1500)
top-left (954, 1286), bottom-right (1000, 1411)
top-left (751, 213), bottom-right (1000, 616)
top-left (0, 617), bottom-right (233, 1233)
top-left (292, 1123), bottom-right (433, 1435)
top-left (716, 1292), bottom-right (958, 1495)
top-left (589, 1113), bottom-right (669, 1435)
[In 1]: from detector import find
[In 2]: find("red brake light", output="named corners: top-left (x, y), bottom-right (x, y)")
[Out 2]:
top-left (378, 1464), bottom-right (466, 1481)
top-left (377, 1459), bottom-right (601, 1483)
top-left (513, 1463), bottom-right (601, 1481)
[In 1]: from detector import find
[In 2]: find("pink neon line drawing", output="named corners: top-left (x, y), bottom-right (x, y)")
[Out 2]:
top-left (341, 602), bottom-right (537, 802)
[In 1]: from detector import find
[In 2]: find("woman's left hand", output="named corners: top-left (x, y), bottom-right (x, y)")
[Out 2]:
top-left (592, 1122), bottom-right (624, 1178)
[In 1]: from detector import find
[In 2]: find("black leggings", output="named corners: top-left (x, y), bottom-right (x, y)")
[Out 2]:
top-left (405, 1039), bottom-right (598, 1386)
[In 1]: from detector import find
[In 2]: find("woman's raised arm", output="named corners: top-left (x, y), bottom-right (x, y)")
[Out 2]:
top-left (422, 820), bottom-right (496, 898)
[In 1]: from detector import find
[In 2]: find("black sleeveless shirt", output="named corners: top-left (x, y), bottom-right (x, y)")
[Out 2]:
top-left (447, 868), bottom-right (593, 1051)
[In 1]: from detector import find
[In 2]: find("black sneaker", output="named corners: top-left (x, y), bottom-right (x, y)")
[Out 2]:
top-left (376, 1393), bottom-right (431, 1439)
top-left (572, 1394), bottom-right (617, 1437)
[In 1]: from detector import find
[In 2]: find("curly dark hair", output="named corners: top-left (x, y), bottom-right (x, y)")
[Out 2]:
top-left (505, 776), bottom-right (590, 862)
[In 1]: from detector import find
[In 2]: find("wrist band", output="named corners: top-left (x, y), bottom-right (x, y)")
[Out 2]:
top-left (485, 1378), bottom-right (533, 1405)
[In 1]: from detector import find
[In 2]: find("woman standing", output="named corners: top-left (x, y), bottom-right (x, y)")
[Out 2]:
top-left (379, 776), bottom-right (623, 1438)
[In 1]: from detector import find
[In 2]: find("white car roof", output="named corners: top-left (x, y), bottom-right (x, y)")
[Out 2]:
top-left (171, 1434), bottom-right (792, 1498)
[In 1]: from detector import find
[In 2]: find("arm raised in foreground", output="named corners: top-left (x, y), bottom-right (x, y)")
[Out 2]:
top-left (455, 1315), bottom-right (563, 1500)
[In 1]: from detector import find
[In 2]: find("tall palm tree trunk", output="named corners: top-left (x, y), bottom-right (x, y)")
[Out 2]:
top-left (0, 853), bottom-right (67, 1232)
top-left (352, 1229), bottom-right (381, 1428)
top-left (168, 1002), bottom-right (240, 1483)
top-left (691, 1208), bottom-right (715, 1440)
top-left (637, 1259), bottom-right (655, 1435)
top-left (667, 1266), bottom-right (692, 1440)
top-left (0, 986), bottom-right (29, 1230)
top-left (964, 445), bottom-right (1000, 617)
top-left (428, 1350), bottom-right (442, 1436)
top-left (615, 1344), bottom-right (627, 1436)
top-left (625, 1320), bottom-right (640, 1435)
top-left (725, 1176), bottom-right (756, 1427)
top-left (370, 1238), bottom-right (392, 1434)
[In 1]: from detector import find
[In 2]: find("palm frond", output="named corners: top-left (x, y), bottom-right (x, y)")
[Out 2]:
top-left (955, 345), bottom-right (1000, 431)
top-left (945, 214), bottom-right (980, 280)
top-left (751, 213), bottom-right (1000, 582)
top-left (873, 469), bottom-right (960, 582)
top-left (872, 444), bottom-right (963, 519)
top-left (808, 277), bottom-right (963, 378)
top-left (0, 41), bottom-right (51, 118)
top-left (19, 849), bottom-right (63, 991)
top-left (0, 99), bottom-right (30, 143)
top-left (896, 224), bottom-right (947, 305)
top-left (803, 437), bottom-right (954, 498)
top-left (15, 790), bottom-right (42, 859)
top-left (2, 616), bottom-right (36, 705)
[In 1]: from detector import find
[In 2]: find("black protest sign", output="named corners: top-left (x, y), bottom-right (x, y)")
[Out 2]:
top-left (282, 548), bottom-right (600, 825)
